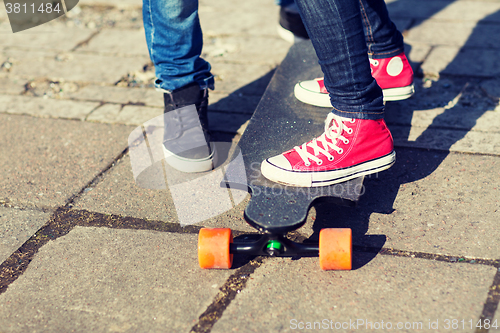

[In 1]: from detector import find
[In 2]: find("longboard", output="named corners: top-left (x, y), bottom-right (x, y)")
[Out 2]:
top-left (198, 41), bottom-right (364, 270)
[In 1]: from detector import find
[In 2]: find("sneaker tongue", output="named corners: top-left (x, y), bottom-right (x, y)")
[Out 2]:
top-left (325, 113), bottom-right (354, 145)
top-left (327, 113), bottom-right (353, 128)
top-left (326, 114), bottom-right (343, 133)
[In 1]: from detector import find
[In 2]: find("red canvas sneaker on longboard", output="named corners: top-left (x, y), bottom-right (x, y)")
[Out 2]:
top-left (294, 52), bottom-right (414, 107)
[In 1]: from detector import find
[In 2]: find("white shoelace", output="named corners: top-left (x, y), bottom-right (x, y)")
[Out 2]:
top-left (294, 113), bottom-right (355, 167)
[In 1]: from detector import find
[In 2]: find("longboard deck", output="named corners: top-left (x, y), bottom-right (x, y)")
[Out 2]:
top-left (225, 41), bottom-right (364, 233)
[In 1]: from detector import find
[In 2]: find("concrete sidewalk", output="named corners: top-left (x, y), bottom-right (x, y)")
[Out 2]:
top-left (0, 0), bottom-right (499, 332)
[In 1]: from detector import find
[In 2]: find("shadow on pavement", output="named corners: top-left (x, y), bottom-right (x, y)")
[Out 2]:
top-left (307, 0), bottom-right (499, 268)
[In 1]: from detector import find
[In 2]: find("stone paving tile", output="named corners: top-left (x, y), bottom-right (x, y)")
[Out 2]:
top-left (68, 86), bottom-right (262, 117)
top-left (345, 150), bottom-right (500, 259)
top-left (0, 24), bottom-right (96, 51)
top-left (386, 0), bottom-right (457, 20)
top-left (202, 36), bottom-right (290, 66)
top-left (422, 46), bottom-right (500, 77)
top-left (1, 49), bottom-right (149, 84)
top-left (0, 76), bottom-right (27, 95)
top-left (199, 0), bottom-right (282, 37)
top-left (482, 77), bottom-right (500, 101)
top-left (0, 114), bottom-right (131, 208)
top-left (0, 6), bottom-right (8, 21)
top-left (0, 94), bottom-right (99, 120)
top-left (79, 0), bottom-right (142, 8)
top-left (387, 118), bottom-right (500, 155)
top-left (210, 62), bottom-right (280, 95)
top-left (212, 254), bottom-right (496, 333)
top-left (431, 0), bottom-right (500, 22)
top-left (405, 41), bottom-right (432, 63)
top-left (72, 154), bottom-right (254, 232)
top-left (388, 0), bottom-right (500, 22)
top-left (385, 77), bottom-right (500, 155)
top-left (0, 207), bottom-right (51, 263)
top-left (0, 227), bottom-right (232, 332)
top-left (390, 125), bottom-right (500, 155)
top-left (392, 18), bottom-right (412, 33)
top-left (405, 21), bottom-right (477, 47)
top-left (78, 28), bottom-right (149, 57)
top-left (62, 3), bottom-right (144, 30)
top-left (66, 84), bottom-right (163, 107)
top-left (387, 79), bottom-right (500, 129)
top-left (87, 103), bottom-right (162, 126)
top-left (285, 59), bottom-right (500, 156)
top-left (407, 21), bottom-right (500, 49)
top-left (73, 156), bottom-right (178, 223)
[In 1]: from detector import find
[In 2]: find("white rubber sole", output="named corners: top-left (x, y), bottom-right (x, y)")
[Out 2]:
top-left (381, 85), bottom-right (415, 101)
top-left (294, 82), bottom-right (415, 107)
top-left (163, 144), bottom-right (217, 173)
top-left (261, 151), bottom-right (396, 187)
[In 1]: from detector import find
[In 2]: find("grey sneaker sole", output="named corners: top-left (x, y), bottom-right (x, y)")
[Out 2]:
top-left (163, 144), bottom-right (217, 173)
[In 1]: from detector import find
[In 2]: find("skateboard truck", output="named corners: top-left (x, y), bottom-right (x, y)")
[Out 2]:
top-left (230, 234), bottom-right (318, 257)
top-left (198, 227), bottom-right (353, 271)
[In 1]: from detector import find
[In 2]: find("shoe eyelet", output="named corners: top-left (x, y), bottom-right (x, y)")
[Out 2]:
top-left (305, 162), bottom-right (311, 167)
top-left (343, 139), bottom-right (349, 144)
top-left (316, 160), bottom-right (323, 166)
top-left (328, 156), bottom-right (334, 161)
top-left (346, 128), bottom-right (353, 134)
top-left (349, 119), bottom-right (356, 123)
top-left (338, 148), bottom-right (344, 154)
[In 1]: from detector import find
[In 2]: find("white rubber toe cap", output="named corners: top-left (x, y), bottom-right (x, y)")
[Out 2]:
top-left (297, 80), bottom-right (320, 93)
top-left (266, 155), bottom-right (292, 170)
top-left (294, 81), bottom-right (332, 108)
top-left (261, 155), bottom-right (292, 183)
top-left (261, 155), bottom-right (313, 187)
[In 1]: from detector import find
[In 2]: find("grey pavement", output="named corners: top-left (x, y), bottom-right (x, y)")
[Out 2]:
top-left (0, 0), bottom-right (499, 332)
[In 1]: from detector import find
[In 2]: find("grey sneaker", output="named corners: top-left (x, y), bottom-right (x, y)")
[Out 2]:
top-left (162, 83), bottom-right (216, 172)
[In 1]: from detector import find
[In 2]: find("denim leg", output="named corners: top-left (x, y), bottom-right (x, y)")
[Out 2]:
top-left (142, 0), bottom-right (214, 92)
top-left (358, 0), bottom-right (404, 59)
top-left (294, 0), bottom-right (384, 119)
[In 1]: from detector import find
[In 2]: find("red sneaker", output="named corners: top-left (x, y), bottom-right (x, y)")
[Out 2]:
top-left (261, 113), bottom-right (396, 187)
top-left (294, 52), bottom-right (414, 107)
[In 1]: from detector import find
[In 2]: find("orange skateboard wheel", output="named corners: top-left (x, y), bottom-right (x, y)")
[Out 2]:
top-left (198, 228), bottom-right (233, 269)
top-left (319, 228), bottom-right (352, 270)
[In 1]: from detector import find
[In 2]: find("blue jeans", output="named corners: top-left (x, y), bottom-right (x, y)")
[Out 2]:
top-left (143, 0), bottom-right (295, 92)
top-left (359, 0), bottom-right (404, 59)
top-left (142, 0), bottom-right (214, 92)
top-left (294, 0), bottom-right (404, 119)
